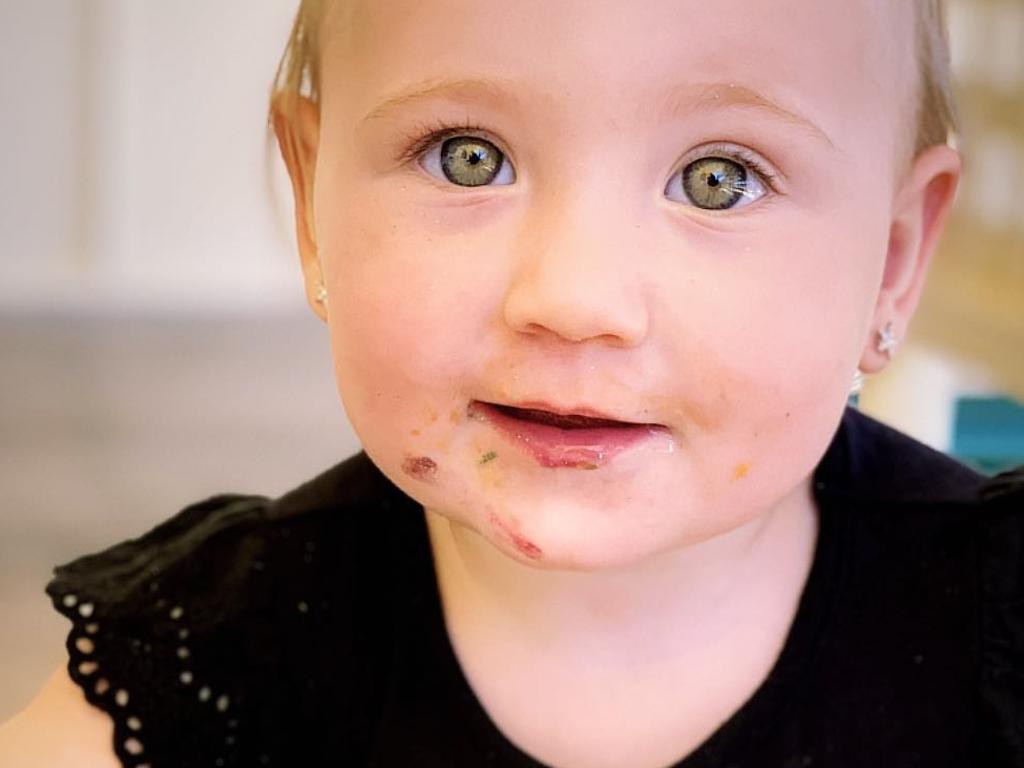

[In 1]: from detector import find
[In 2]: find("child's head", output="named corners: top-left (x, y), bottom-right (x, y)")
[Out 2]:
top-left (270, 0), bottom-right (962, 570)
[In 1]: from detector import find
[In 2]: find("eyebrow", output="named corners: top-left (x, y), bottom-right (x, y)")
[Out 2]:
top-left (360, 76), bottom-right (834, 148)
top-left (661, 82), bottom-right (835, 148)
top-left (360, 77), bottom-right (530, 123)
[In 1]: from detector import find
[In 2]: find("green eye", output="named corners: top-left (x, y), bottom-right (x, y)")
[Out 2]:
top-left (667, 155), bottom-right (769, 211)
top-left (438, 136), bottom-right (508, 187)
top-left (684, 157), bottom-right (746, 209)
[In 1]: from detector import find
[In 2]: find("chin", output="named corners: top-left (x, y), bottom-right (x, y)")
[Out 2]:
top-left (471, 489), bottom-right (717, 571)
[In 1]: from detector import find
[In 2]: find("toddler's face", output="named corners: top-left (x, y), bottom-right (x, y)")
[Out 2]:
top-left (299, 0), bottom-right (934, 568)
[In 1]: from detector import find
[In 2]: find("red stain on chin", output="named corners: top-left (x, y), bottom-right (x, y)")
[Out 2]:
top-left (488, 511), bottom-right (543, 560)
top-left (402, 455), bottom-right (438, 482)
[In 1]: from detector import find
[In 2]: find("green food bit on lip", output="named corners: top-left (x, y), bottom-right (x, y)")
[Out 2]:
top-left (479, 451), bottom-right (498, 465)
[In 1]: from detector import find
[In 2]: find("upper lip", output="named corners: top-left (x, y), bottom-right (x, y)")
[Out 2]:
top-left (479, 399), bottom-right (661, 426)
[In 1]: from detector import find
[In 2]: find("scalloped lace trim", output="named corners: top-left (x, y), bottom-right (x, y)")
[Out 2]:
top-left (50, 590), bottom-right (237, 768)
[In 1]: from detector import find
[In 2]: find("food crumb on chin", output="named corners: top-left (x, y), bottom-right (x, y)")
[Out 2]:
top-left (402, 455), bottom-right (438, 482)
top-left (733, 462), bottom-right (751, 479)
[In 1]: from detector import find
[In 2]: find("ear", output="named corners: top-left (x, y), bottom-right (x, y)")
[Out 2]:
top-left (270, 91), bottom-right (326, 322)
top-left (859, 144), bottom-right (962, 373)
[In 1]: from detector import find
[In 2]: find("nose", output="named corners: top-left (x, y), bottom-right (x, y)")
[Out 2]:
top-left (502, 192), bottom-right (649, 348)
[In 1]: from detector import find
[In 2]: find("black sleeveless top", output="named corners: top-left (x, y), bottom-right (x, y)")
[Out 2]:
top-left (46, 407), bottom-right (1024, 767)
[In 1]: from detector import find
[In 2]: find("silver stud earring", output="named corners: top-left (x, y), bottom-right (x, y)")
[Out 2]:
top-left (876, 321), bottom-right (898, 358)
top-left (315, 282), bottom-right (328, 307)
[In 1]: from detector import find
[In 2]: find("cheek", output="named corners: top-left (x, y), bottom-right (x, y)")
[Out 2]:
top-left (319, 200), bottom-right (491, 463)
top-left (638, 210), bottom-right (888, 518)
top-left (327, 268), bottom-right (460, 451)
top-left (650, 230), bottom-right (875, 420)
top-left (699, 207), bottom-right (887, 380)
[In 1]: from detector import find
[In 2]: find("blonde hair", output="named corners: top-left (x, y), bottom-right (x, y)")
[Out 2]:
top-left (272, 0), bottom-right (329, 105)
top-left (913, 0), bottom-right (961, 153)
top-left (271, 0), bottom-right (960, 160)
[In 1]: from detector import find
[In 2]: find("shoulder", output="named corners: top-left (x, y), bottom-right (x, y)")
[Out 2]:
top-left (816, 406), bottom-right (988, 504)
top-left (972, 464), bottom-right (1024, 764)
top-left (41, 490), bottom-right (273, 768)
top-left (806, 411), bottom-right (1024, 762)
top-left (816, 408), bottom-right (1022, 596)
top-left (974, 462), bottom-right (1024, 600)
top-left (45, 450), bottom-right (394, 623)
top-left (41, 450), bottom-right (407, 767)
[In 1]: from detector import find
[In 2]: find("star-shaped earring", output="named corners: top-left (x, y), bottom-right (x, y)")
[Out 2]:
top-left (315, 282), bottom-right (328, 307)
top-left (876, 321), bottom-right (898, 358)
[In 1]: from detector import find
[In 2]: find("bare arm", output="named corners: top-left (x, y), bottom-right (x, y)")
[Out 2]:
top-left (0, 664), bottom-right (119, 768)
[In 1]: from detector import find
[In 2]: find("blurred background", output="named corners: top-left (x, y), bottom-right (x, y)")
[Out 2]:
top-left (1, 0), bottom-right (1022, 722)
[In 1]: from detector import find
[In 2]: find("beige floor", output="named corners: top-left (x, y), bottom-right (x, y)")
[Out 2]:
top-left (0, 312), bottom-right (360, 722)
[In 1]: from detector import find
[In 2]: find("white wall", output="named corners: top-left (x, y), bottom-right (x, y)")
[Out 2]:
top-left (1, 0), bottom-right (82, 300)
top-left (0, 0), bottom-right (304, 313)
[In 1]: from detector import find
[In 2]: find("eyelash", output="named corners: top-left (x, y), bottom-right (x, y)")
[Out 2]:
top-left (397, 118), bottom-right (497, 165)
top-left (691, 142), bottom-right (780, 191)
top-left (396, 118), bottom-right (781, 193)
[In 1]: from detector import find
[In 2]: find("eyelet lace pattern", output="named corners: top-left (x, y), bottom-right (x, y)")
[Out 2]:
top-left (47, 494), bottom-right (273, 768)
top-left (45, 451), bottom-right (403, 768)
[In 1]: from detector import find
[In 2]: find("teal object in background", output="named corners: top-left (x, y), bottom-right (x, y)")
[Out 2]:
top-left (952, 396), bottom-right (1024, 475)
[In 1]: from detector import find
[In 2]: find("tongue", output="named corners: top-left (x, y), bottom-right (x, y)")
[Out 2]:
top-left (501, 406), bottom-right (630, 430)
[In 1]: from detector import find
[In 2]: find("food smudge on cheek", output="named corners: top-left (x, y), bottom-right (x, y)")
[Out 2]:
top-left (489, 511), bottom-right (543, 560)
top-left (474, 446), bottom-right (505, 488)
top-left (402, 455), bottom-right (438, 483)
top-left (733, 462), bottom-right (751, 480)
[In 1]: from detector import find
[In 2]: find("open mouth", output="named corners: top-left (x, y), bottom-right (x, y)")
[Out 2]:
top-left (487, 403), bottom-right (640, 430)
top-left (468, 400), bottom-right (667, 469)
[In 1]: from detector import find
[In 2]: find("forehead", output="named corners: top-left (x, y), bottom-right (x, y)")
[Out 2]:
top-left (323, 0), bottom-right (913, 158)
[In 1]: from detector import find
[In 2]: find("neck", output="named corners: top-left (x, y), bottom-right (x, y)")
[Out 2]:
top-left (423, 477), bottom-right (819, 666)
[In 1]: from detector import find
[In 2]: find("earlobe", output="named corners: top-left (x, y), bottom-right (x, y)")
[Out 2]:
top-left (270, 92), bottom-right (328, 322)
top-left (859, 144), bottom-right (962, 373)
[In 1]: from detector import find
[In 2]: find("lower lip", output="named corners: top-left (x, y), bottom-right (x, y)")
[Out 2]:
top-left (468, 401), bottom-right (668, 469)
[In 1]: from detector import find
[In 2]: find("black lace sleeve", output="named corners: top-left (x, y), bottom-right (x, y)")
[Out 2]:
top-left (975, 465), bottom-right (1024, 766)
top-left (45, 493), bottom-right (273, 768)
